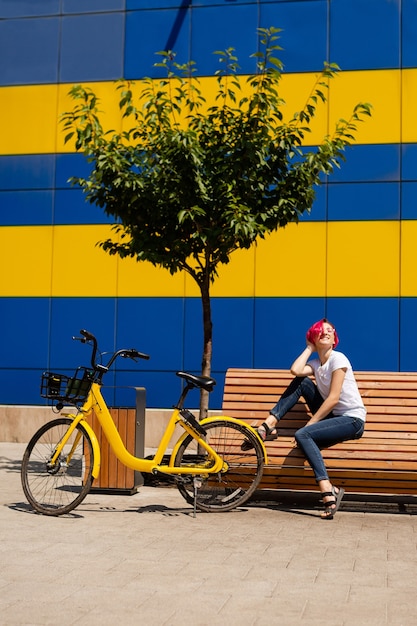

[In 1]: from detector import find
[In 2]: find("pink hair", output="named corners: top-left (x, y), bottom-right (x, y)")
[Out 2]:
top-left (306, 318), bottom-right (339, 348)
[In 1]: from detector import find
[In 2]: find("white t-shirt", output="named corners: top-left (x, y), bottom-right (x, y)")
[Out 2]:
top-left (308, 351), bottom-right (366, 421)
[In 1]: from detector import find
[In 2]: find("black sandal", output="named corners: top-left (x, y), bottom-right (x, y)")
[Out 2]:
top-left (320, 486), bottom-right (345, 520)
top-left (241, 421), bottom-right (278, 451)
top-left (258, 422), bottom-right (278, 442)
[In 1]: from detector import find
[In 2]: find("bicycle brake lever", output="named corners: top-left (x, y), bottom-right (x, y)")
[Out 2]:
top-left (72, 336), bottom-right (87, 343)
top-left (134, 349), bottom-right (150, 361)
top-left (123, 349), bottom-right (150, 361)
top-left (120, 351), bottom-right (133, 360)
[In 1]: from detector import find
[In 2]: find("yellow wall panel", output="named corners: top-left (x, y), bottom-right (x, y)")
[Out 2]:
top-left (110, 229), bottom-right (258, 298)
top-left (254, 222), bottom-right (327, 297)
top-left (3, 220), bottom-right (414, 299)
top-left (329, 70), bottom-right (401, 145)
top-left (117, 254), bottom-right (186, 297)
top-left (120, 73), bottom-right (328, 146)
top-left (56, 82), bottom-right (124, 153)
top-left (0, 226), bottom-right (53, 296)
top-left (0, 69), bottom-right (410, 156)
top-left (197, 72), bottom-right (329, 145)
top-left (326, 222), bottom-right (400, 297)
top-left (0, 85), bottom-right (58, 155)
top-left (50, 225), bottom-right (119, 296)
top-left (208, 246), bottom-right (256, 297)
top-left (184, 272), bottom-right (200, 297)
top-left (402, 69), bottom-right (417, 143)
top-left (400, 221), bottom-right (417, 296)
top-left (278, 72), bottom-right (329, 144)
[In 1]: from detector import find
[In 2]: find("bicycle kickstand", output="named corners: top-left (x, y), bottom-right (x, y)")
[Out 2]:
top-left (192, 476), bottom-right (203, 518)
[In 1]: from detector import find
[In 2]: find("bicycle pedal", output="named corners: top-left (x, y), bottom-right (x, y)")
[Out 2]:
top-left (175, 475), bottom-right (193, 485)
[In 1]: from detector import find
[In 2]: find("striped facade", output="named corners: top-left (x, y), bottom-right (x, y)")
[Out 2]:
top-left (1, 0), bottom-right (417, 409)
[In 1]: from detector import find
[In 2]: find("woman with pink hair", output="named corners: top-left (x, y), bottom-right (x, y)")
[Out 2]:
top-left (245, 318), bottom-right (366, 519)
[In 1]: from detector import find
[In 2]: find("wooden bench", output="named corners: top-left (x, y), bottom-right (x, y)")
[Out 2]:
top-left (222, 369), bottom-right (417, 496)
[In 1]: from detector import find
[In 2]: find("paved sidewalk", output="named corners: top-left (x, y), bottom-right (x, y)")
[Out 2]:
top-left (1, 442), bottom-right (417, 626)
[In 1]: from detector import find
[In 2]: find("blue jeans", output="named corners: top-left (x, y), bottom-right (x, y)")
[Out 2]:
top-left (270, 377), bottom-right (365, 482)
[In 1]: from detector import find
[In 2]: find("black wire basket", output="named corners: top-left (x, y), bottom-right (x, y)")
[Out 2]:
top-left (40, 367), bottom-right (94, 404)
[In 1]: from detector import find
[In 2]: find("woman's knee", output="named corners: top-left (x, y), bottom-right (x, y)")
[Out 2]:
top-left (299, 376), bottom-right (316, 394)
top-left (294, 427), bottom-right (307, 445)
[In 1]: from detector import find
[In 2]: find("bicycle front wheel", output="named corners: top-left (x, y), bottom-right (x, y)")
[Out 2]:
top-left (21, 418), bottom-right (94, 516)
top-left (174, 419), bottom-right (264, 512)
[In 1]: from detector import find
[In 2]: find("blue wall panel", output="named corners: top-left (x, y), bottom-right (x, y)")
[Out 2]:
top-left (0, 293), bottom-right (415, 406)
top-left (116, 298), bottom-right (185, 371)
top-left (49, 298), bottom-right (117, 370)
top-left (260, 0), bottom-right (328, 72)
top-left (60, 13), bottom-right (125, 82)
top-left (54, 190), bottom-right (114, 225)
top-left (125, 9), bottom-right (191, 79)
top-left (4, 154), bottom-right (406, 226)
top-left (0, 0), bottom-right (60, 18)
top-left (183, 298), bottom-right (256, 372)
top-left (327, 183), bottom-right (401, 221)
top-left (402, 183), bottom-right (417, 219)
top-left (254, 298), bottom-right (326, 369)
top-left (327, 297), bottom-right (400, 371)
top-left (114, 370), bottom-right (196, 411)
top-left (56, 154), bottom-right (93, 188)
top-left (300, 184), bottom-right (327, 222)
top-left (0, 0), bottom-right (124, 18)
top-left (62, 0), bottom-right (126, 13)
top-left (330, 0), bottom-right (401, 70)
top-left (402, 0), bottom-right (417, 68)
top-left (0, 298), bottom-right (50, 368)
top-left (0, 370), bottom-right (42, 405)
top-left (402, 144), bottom-right (417, 181)
top-left (0, 155), bottom-right (55, 190)
top-left (400, 298), bottom-right (417, 370)
top-left (0, 17), bottom-right (60, 85)
top-left (330, 145), bottom-right (401, 183)
top-left (190, 4), bottom-right (259, 76)
top-left (127, 0), bottom-right (193, 8)
top-left (0, 191), bottom-right (53, 225)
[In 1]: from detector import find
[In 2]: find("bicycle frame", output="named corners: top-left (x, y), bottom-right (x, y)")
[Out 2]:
top-left (57, 382), bottom-right (267, 481)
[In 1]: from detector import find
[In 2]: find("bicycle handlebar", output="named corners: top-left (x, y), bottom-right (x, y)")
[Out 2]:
top-left (73, 329), bottom-right (150, 376)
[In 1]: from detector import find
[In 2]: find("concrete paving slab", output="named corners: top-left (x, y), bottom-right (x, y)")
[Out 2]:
top-left (1, 442), bottom-right (417, 625)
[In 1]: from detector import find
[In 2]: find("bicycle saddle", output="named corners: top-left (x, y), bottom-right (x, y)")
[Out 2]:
top-left (176, 371), bottom-right (216, 392)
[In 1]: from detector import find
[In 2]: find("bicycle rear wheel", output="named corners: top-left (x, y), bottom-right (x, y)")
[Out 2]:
top-left (174, 419), bottom-right (264, 512)
top-left (21, 417), bottom-right (94, 516)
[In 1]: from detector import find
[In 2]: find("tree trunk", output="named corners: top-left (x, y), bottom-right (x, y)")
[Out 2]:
top-left (199, 278), bottom-right (212, 420)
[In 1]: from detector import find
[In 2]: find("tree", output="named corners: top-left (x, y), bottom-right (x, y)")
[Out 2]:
top-left (61, 27), bottom-right (371, 418)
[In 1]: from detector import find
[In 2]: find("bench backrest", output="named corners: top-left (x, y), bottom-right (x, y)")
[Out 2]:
top-left (222, 369), bottom-right (417, 437)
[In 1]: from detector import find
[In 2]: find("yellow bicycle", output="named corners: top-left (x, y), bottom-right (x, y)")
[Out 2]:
top-left (21, 330), bottom-right (267, 516)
